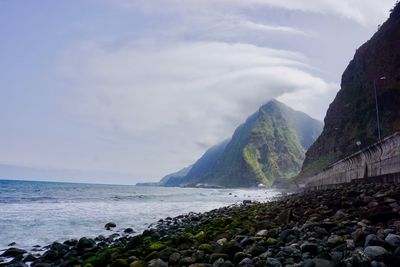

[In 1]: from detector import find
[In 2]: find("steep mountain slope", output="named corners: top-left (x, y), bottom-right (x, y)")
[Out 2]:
top-left (158, 165), bottom-right (192, 186)
top-left (300, 4), bottom-right (400, 179)
top-left (183, 140), bottom-right (230, 181)
top-left (161, 140), bottom-right (230, 187)
top-left (166, 100), bottom-right (322, 188)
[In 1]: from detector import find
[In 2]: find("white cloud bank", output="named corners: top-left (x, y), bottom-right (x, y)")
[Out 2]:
top-left (117, 0), bottom-right (395, 27)
top-left (234, 0), bottom-right (394, 26)
top-left (62, 41), bottom-right (337, 154)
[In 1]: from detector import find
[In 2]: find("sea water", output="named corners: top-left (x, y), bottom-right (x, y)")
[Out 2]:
top-left (0, 179), bottom-right (282, 251)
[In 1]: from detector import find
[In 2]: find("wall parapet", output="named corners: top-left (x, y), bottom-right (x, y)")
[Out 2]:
top-left (305, 131), bottom-right (400, 188)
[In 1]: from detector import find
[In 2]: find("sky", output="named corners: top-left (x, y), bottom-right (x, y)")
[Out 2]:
top-left (0, 0), bottom-right (397, 184)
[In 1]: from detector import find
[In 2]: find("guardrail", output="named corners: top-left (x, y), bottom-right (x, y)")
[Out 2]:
top-left (305, 131), bottom-right (400, 188)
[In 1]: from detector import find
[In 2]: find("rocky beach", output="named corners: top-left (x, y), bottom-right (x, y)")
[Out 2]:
top-left (2, 181), bottom-right (400, 267)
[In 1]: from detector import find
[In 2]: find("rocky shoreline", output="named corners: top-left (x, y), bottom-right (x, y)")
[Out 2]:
top-left (2, 181), bottom-right (400, 267)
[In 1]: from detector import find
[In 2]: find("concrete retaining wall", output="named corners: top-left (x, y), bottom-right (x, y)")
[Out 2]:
top-left (306, 132), bottom-right (400, 189)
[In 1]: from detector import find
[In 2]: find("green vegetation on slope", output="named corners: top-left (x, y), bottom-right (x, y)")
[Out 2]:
top-left (165, 100), bottom-right (322, 188)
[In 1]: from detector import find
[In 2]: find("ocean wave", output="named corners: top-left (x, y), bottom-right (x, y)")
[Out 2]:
top-left (109, 191), bottom-right (215, 202)
top-left (0, 196), bottom-right (59, 204)
top-left (110, 194), bottom-right (151, 201)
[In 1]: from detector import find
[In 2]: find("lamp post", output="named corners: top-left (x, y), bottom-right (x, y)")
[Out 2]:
top-left (373, 76), bottom-right (386, 142)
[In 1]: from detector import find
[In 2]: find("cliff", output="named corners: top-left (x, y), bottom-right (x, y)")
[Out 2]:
top-left (300, 4), bottom-right (400, 179)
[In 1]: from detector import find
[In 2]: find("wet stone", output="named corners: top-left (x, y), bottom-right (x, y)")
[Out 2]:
top-left (105, 222), bottom-right (117, 230)
top-left (352, 249), bottom-right (371, 266)
top-left (384, 233), bottom-right (400, 247)
top-left (220, 261), bottom-right (234, 267)
top-left (212, 258), bottom-right (225, 267)
top-left (265, 257), bottom-right (282, 267)
top-left (1, 248), bottom-right (27, 257)
top-left (364, 234), bottom-right (386, 248)
top-left (148, 258), bottom-right (168, 267)
top-left (209, 253), bottom-right (229, 263)
top-left (238, 257), bottom-right (252, 265)
top-left (301, 242), bottom-right (319, 254)
top-left (364, 246), bottom-right (391, 260)
top-left (180, 257), bottom-right (195, 266)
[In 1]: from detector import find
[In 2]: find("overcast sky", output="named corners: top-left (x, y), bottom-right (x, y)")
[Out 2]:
top-left (0, 0), bottom-right (397, 184)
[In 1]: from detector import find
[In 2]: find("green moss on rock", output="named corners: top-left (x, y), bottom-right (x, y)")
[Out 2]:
top-left (266, 237), bottom-right (278, 246)
top-left (198, 243), bottom-right (213, 253)
top-left (111, 259), bottom-right (129, 267)
top-left (148, 242), bottom-right (167, 251)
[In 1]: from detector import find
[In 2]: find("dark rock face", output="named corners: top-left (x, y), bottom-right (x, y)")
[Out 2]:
top-left (300, 3), bottom-right (400, 178)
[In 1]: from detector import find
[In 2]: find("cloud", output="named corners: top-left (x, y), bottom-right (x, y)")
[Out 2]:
top-left (61, 40), bottom-right (334, 152)
top-left (238, 0), bottom-right (395, 26)
top-left (277, 82), bottom-right (339, 121)
top-left (240, 20), bottom-right (309, 36)
top-left (115, 0), bottom-right (395, 27)
top-left (112, 0), bottom-right (312, 44)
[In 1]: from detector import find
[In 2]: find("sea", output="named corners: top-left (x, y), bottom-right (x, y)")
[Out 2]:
top-left (0, 179), bottom-right (282, 251)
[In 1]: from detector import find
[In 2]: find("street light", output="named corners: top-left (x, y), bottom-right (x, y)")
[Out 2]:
top-left (373, 76), bottom-right (386, 142)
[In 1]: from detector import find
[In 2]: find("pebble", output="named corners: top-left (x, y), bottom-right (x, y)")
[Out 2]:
top-left (266, 257), bottom-right (282, 267)
top-left (255, 229), bottom-right (268, 237)
top-left (300, 242), bottom-right (319, 254)
top-left (364, 246), bottom-right (391, 259)
top-left (238, 257), bottom-right (252, 265)
top-left (148, 258), bottom-right (168, 267)
top-left (364, 234), bottom-right (386, 248)
top-left (384, 233), bottom-right (400, 247)
top-left (212, 258), bottom-right (225, 267)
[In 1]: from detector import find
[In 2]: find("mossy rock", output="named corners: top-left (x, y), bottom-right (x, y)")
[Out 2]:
top-left (142, 236), bottom-right (153, 244)
top-left (148, 242), bottom-right (167, 251)
top-left (111, 259), bottom-right (129, 267)
top-left (68, 256), bottom-right (79, 264)
top-left (184, 232), bottom-right (194, 240)
top-left (84, 248), bottom-right (121, 267)
top-left (209, 253), bottom-right (229, 263)
top-left (177, 242), bottom-right (192, 251)
top-left (124, 250), bottom-right (139, 257)
top-left (126, 235), bottom-right (144, 250)
top-left (266, 237), bottom-right (278, 246)
top-left (82, 252), bottom-right (97, 260)
top-left (198, 243), bottom-right (213, 253)
top-left (194, 231), bottom-right (206, 241)
top-left (84, 254), bottom-right (109, 267)
top-left (213, 216), bottom-right (229, 227)
top-left (129, 260), bottom-right (147, 267)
